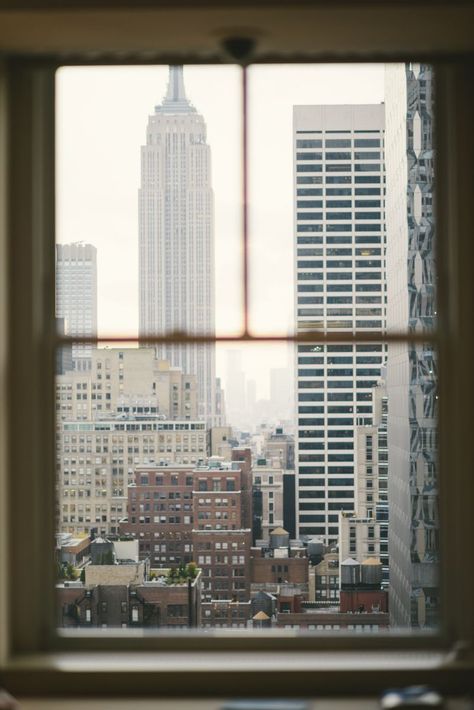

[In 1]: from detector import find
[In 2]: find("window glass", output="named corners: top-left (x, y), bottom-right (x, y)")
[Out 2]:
top-left (55, 62), bottom-right (438, 635)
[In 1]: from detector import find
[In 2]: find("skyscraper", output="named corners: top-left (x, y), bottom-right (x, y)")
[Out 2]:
top-left (138, 66), bottom-right (216, 423)
top-left (270, 367), bottom-right (294, 423)
top-left (385, 63), bottom-right (438, 628)
top-left (293, 104), bottom-right (386, 543)
top-left (225, 349), bottom-right (246, 427)
top-left (55, 242), bottom-right (98, 369)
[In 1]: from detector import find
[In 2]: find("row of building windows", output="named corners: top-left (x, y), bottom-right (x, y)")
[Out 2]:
top-left (296, 151), bottom-right (381, 160)
top-left (297, 188), bottom-right (381, 196)
top-left (295, 139), bottom-right (381, 148)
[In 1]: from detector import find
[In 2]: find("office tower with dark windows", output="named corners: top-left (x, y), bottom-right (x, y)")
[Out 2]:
top-left (55, 242), bottom-right (98, 370)
top-left (293, 104), bottom-right (386, 543)
top-left (138, 65), bottom-right (216, 424)
top-left (385, 64), bottom-right (438, 628)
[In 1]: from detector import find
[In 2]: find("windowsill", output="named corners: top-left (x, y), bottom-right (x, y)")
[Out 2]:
top-left (4, 649), bottom-right (449, 671)
top-left (13, 701), bottom-right (474, 710)
top-left (2, 649), bottom-right (473, 697)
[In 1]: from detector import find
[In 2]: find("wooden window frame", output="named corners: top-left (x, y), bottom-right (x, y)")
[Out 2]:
top-left (0, 6), bottom-right (474, 697)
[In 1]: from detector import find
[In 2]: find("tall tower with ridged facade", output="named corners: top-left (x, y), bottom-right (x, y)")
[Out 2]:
top-left (385, 63), bottom-right (438, 629)
top-left (139, 66), bottom-right (215, 423)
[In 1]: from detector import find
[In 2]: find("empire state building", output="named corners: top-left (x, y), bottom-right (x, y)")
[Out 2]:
top-left (139, 66), bottom-right (216, 423)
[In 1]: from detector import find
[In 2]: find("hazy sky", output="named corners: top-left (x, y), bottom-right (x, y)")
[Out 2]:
top-left (56, 63), bottom-right (385, 399)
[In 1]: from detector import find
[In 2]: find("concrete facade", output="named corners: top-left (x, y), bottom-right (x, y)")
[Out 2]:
top-left (293, 104), bottom-right (386, 543)
top-left (56, 349), bottom-right (197, 422)
top-left (252, 459), bottom-right (284, 540)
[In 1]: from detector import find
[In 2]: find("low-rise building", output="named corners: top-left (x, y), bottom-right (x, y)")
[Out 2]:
top-left (57, 567), bottom-right (202, 629)
top-left (250, 554), bottom-right (308, 588)
top-left (85, 560), bottom-right (146, 587)
top-left (309, 552), bottom-right (340, 606)
top-left (56, 533), bottom-right (90, 567)
top-left (338, 556), bottom-right (388, 613)
top-left (201, 599), bottom-right (252, 629)
top-left (275, 609), bottom-right (389, 631)
top-left (249, 529), bottom-right (309, 620)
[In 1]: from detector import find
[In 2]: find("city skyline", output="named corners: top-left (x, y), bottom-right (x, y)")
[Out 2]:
top-left (53, 62), bottom-right (438, 631)
top-left (56, 63), bottom-right (384, 400)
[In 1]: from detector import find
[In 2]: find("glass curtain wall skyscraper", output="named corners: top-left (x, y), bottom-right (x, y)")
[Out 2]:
top-left (385, 63), bottom-right (438, 628)
top-left (138, 66), bottom-right (216, 423)
top-left (293, 104), bottom-right (386, 543)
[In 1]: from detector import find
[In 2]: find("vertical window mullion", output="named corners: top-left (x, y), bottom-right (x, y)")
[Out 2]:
top-left (242, 65), bottom-right (250, 336)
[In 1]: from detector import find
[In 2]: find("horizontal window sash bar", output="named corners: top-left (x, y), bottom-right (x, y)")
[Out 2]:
top-left (55, 331), bottom-right (438, 346)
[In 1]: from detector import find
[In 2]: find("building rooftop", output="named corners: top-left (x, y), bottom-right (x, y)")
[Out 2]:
top-left (62, 420), bottom-right (205, 432)
top-left (56, 533), bottom-right (89, 549)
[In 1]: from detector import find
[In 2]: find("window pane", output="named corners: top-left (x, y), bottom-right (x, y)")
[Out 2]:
top-left (248, 63), bottom-right (436, 339)
top-left (55, 341), bottom-right (298, 631)
top-left (296, 337), bottom-right (438, 628)
top-left (56, 65), bottom-right (243, 341)
top-left (55, 62), bottom-right (439, 635)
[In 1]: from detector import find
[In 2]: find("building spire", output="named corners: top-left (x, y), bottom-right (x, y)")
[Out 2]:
top-left (156, 65), bottom-right (196, 114)
top-left (165, 66), bottom-right (187, 103)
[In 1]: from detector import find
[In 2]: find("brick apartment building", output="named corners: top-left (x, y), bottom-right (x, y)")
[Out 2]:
top-left (202, 598), bottom-right (252, 628)
top-left (250, 553), bottom-right (308, 587)
top-left (194, 528), bottom-right (251, 602)
top-left (120, 458), bottom-right (253, 626)
top-left (276, 610), bottom-right (389, 631)
top-left (339, 587), bottom-right (388, 614)
top-left (230, 448), bottom-right (253, 530)
top-left (120, 464), bottom-right (196, 566)
top-left (339, 556), bottom-right (388, 614)
top-left (57, 569), bottom-right (202, 629)
top-left (309, 552), bottom-right (340, 605)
